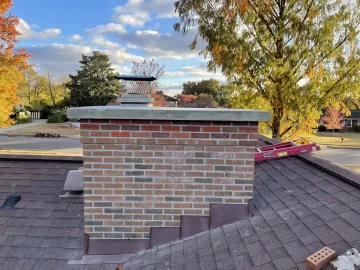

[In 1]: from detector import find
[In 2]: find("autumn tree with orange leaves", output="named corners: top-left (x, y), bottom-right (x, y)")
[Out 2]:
top-left (0, 0), bottom-right (31, 127)
top-left (321, 107), bottom-right (344, 132)
top-left (175, 0), bottom-right (360, 139)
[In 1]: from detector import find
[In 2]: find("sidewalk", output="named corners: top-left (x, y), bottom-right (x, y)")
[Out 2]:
top-left (0, 119), bottom-right (47, 134)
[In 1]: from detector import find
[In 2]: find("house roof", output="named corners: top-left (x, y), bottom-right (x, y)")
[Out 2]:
top-left (348, 110), bottom-right (360, 119)
top-left (0, 159), bottom-right (117, 270)
top-left (1, 137), bottom-right (360, 270)
top-left (123, 138), bottom-right (360, 270)
top-left (322, 109), bottom-right (360, 119)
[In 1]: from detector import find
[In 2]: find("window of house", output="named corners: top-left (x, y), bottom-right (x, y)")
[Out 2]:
top-left (346, 119), bottom-right (352, 127)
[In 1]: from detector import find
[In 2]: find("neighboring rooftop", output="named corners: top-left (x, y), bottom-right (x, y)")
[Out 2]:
top-left (1, 137), bottom-right (360, 269)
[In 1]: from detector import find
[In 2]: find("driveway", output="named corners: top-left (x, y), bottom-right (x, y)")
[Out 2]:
top-left (0, 136), bottom-right (82, 155)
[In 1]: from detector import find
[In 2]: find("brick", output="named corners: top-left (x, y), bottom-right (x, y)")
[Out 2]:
top-left (145, 196), bottom-right (165, 202)
top-left (165, 197), bottom-right (184, 202)
top-left (306, 247), bottom-right (336, 270)
top-left (110, 120), bottom-right (131, 124)
top-left (91, 131), bottom-right (110, 137)
top-left (89, 119), bottom-right (109, 123)
top-left (111, 132), bottom-right (130, 137)
top-left (231, 134), bottom-right (249, 139)
top-left (124, 183), bottom-right (143, 189)
top-left (114, 190), bottom-right (133, 195)
top-left (81, 124), bottom-right (100, 130)
top-left (153, 120), bottom-right (171, 125)
top-left (222, 127), bottom-right (238, 133)
top-left (104, 157), bottom-right (124, 163)
top-left (182, 126), bottom-right (200, 132)
top-left (162, 126), bottom-right (181, 131)
top-left (214, 166), bottom-right (233, 171)
top-left (202, 126), bottom-right (221, 132)
top-left (239, 127), bottom-right (258, 133)
top-left (142, 125), bottom-right (160, 131)
top-left (158, 139), bottom-right (177, 144)
top-left (134, 151), bottom-right (153, 157)
top-left (132, 120), bottom-right (151, 124)
top-left (186, 172), bottom-right (204, 177)
top-left (185, 159), bottom-right (204, 164)
top-left (103, 183), bottom-right (124, 189)
top-left (121, 125), bottom-right (140, 131)
top-left (101, 125), bottom-right (119, 130)
top-left (171, 132), bottom-right (190, 138)
top-left (211, 133), bottom-right (230, 139)
top-left (104, 221), bottom-right (124, 226)
top-left (134, 177), bottom-right (153, 183)
top-left (146, 190), bottom-right (167, 195)
top-left (174, 203), bottom-right (193, 208)
top-left (195, 178), bottom-right (213, 184)
top-left (125, 209), bottom-right (143, 214)
top-left (191, 133), bottom-right (210, 138)
top-left (116, 138), bottom-right (136, 144)
top-left (96, 138), bottom-right (116, 144)
top-left (152, 132), bottom-right (170, 138)
top-left (125, 196), bottom-right (144, 201)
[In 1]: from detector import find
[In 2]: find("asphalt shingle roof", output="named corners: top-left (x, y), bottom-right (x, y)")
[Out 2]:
top-left (0, 160), bottom-right (117, 270)
top-left (123, 156), bottom-right (360, 270)
top-left (1, 143), bottom-right (360, 270)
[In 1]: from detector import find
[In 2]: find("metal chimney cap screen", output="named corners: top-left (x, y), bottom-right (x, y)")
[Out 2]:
top-left (115, 75), bottom-right (157, 96)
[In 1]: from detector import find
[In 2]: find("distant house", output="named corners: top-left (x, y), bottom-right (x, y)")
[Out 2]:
top-left (159, 93), bottom-right (179, 107)
top-left (344, 110), bottom-right (360, 130)
top-left (320, 109), bottom-right (360, 131)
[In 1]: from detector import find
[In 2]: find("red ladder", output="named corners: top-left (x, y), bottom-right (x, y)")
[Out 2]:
top-left (255, 141), bottom-right (321, 162)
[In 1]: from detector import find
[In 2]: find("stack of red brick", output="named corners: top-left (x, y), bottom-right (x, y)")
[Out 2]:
top-left (80, 119), bottom-right (258, 239)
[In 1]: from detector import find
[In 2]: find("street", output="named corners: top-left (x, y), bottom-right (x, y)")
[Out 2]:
top-left (314, 145), bottom-right (360, 165)
top-left (0, 137), bottom-right (359, 170)
top-left (0, 136), bottom-right (82, 155)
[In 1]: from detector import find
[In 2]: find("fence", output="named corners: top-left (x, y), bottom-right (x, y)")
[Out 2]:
top-left (29, 111), bottom-right (41, 120)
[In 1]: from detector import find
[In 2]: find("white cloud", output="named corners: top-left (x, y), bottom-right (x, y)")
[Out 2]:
top-left (111, 27), bottom-right (204, 60)
top-left (135, 30), bottom-right (160, 36)
top-left (127, 44), bottom-right (138, 49)
top-left (113, 0), bottom-right (177, 28)
top-left (17, 19), bottom-right (61, 40)
top-left (164, 66), bottom-right (226, 81)
top-left (113, 0), bottom-right (150, 27)
top-left (87, 23), bottom-right (127, 35)
top-left (25, 43), bottom-right (142, 75)
top-left (68, 34), bottom-right (83, 42)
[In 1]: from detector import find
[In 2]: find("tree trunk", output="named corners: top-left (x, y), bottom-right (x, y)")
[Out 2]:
top-left (272, 107), bottom-right (283, 140)
top-left (48, 83), bottom-right (56, 108)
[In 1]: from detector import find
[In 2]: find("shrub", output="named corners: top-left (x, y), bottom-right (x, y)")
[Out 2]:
top-left (47, 114), bottom-right (64, 123)
top-left (353, 126), bottom-right (360, 132)
top-left (47, 109), bottom-right (67, 123)
top-left (40, 107), bottom-right (53, 119)
top-left (318, 125), bottom-right (327, 132)
top-left (16, 112), bottom-right (32, 124)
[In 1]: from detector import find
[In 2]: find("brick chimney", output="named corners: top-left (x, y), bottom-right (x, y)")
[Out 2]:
top-left (67, 80), bottom-right (270, 255)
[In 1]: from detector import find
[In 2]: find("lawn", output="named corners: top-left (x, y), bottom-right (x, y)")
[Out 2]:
top-left (303, 132), bottom-right (360, 148)
top-left (4, 123), bottom-right (80, 137)
top-left (341, 164), bottom-right (360, 173)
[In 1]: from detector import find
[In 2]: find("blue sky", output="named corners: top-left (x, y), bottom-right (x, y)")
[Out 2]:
top-left (11, 0), bottom-right (225, 94)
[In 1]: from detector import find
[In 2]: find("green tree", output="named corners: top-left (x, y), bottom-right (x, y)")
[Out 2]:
top-left (18, 68), bottom-right (47, 106)
top-left (67, 51), bottom-right (120, 107)
top-left (175, 0), bottom-right (360, 139)
top-left (182, 79), bottom-right (227, 106)
top-left (194, 93), bottom-right (219, 107)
